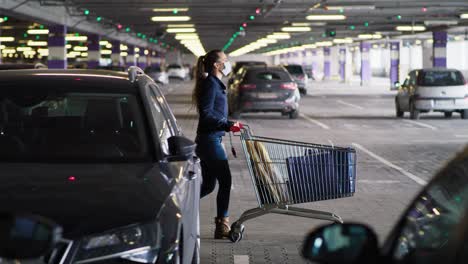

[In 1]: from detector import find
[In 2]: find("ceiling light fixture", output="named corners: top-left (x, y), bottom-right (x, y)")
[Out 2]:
top-left (291, 23), bottom-right (311, 27)
top-left (0, 37), bottom-right (15, 42)
top-left (281, 26), bottom-right (311, 32)
top-left (460, 13), bottom-right (468, 19)
top-left (151, 16), bottom-right (191, 22)
top-left (333, 38), bottom-right (353, 44)
top-left (27, 40), bottom-right (47, 46)
top-left (66, 35), bottom-right (88, 41)
top-left (167, 24), bottom-right (195, 28)
top-left (306, 15), bottom-right (346, 21)
top-left (27, 29), bottom-right (49, 35)
top-left (153, 8), bottom-right (189, 12)
top-left (324, 5), bottom-right (375, 11)
top-left (166, 28), bottom-right (196, 33)
top-left (175, 33), bottom-right (199, 40)
top-left (396, 25), bottom-right (426, 31)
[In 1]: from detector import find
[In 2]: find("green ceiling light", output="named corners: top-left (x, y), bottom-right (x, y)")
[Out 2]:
top-left (249, 15), bottom-right (255, 20)
top-left (396, 15), bottom-right (402, 20)
top-left (240, 26), bottom-right (244, 30)
top-left (84, 9), bottom-right (90, 15)
top-left (126, 27), bottom-right (131, 32)
top-left (339, 8), bottom-right (344, 14)
top-left (23, 33), bottom-right (28, 38)
top-left (137, 33), bottom-right (142, 37)
top-left (3, 16), bottom-right (8, 21)
top-left (322, 33), bottom-right (326, 37)
top-left (350, 25), bottom-right (356, 30)
top-left (75, 33), bottom-right (79, 36)
top-left (96, 16), bottom-right (102, 22)
top-left (364, 22), bottom-right (369, 27)
top-left (173, 9), bottom-right (178, 14)
top-left (39, 25), bottom-right (44, 29)
top-left (35, 35), bottom-right (40, 40)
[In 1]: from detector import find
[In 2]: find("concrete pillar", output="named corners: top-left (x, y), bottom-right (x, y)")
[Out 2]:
top-left (87, 34), bottom-right (100, 69)
top-left (48, 25), bottom-right (67, 69)
top-left (323, 47), bottom-right (331, 80)
top-left (126, 45), bottom-right (136, 67)
top-left (339, 47), bottom-right (346, 82)
top-left (390, 42), bottom-right (400, 89)
top-left (111, 40), bottom-right (121, 66)
top-left (360, 42), bottom-right (371, 85)
top-left (138, 49), bottom-right (147, 69)
top-left (433, 31), bottom-right (447, 68)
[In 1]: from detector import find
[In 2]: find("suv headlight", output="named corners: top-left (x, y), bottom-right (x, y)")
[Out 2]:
top-left (74, 222), bottom-right (161, 264)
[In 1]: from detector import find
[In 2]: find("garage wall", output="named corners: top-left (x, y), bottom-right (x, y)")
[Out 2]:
top-left (447, 40), bottom-right (468, 78)
top-left (231, 54), bottom-right (273, 65)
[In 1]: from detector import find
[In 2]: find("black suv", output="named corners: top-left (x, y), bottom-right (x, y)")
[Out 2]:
top-left (0, 68), bottom-right (201, 264)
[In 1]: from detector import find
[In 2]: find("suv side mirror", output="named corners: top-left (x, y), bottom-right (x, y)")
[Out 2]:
top-left (302, 223), bottom-right (380, 264)
top-left (0, 213), bottom-right (62, 259)
top-left (167, 136), bottom-right (196, 162)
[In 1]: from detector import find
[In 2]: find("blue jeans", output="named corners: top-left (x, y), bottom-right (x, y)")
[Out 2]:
top-left (196, 135), bottom-right (231, 218)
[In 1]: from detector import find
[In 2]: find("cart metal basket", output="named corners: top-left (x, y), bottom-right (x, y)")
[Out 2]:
top-left (229, 126), bottom-right (357, 242)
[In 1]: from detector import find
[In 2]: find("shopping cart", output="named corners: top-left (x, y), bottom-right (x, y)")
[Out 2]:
top-left (228, 125), bottom-right (357, 243)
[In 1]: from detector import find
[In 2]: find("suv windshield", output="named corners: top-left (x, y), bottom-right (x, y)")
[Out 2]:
top-left (284, 65), bottom-right (304, 75)
top-left (418, 71), bottom-right (465, 86)
top-left (248, 69), bottom-right (290, 82)
top-left (0, 87), bottom-right (151, 162)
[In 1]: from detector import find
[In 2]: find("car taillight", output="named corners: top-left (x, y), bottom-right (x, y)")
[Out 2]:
top-left (281, 82), bottom-right (297, 90)
top-left (240, 84), bottom-right (256, 90)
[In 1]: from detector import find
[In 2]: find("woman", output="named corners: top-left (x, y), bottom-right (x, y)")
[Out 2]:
top-left (192, 50), bottom-right (242, 239)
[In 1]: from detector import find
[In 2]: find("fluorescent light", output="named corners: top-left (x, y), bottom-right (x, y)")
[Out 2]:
top-left (99, 41), bottom-right (110, 46)
top-left (0, 45), bottom-right (5, 49)
top-left (23, 51), bottom-right (37, 56)
top-left (144, 50), bottom-right (149, 55)
top-left (306, 15), bottom-right (346, 21)
top-left (396, 25), bottom-right (426, 31)
top-left (1, 49), bottom-right (16, 54)
top-left (73, 46), bottom-right (88, 51)
top-left (326, 5), bottom-right (375, 11)
top-left (38, 48), bottom-right (48, 54)
top-left (120, 52), bottom-right (128, 56)
top-left (167, 28), bottom-right (196, 33)
top-left (27, 29), bottom-right (49, 34)
top-left (17, 47), bottom-right (32, 51)
top-left (333, 38), bottom-right (353, 44)
top-left (66, 35), bottom-right (88, 41)
top-left (66, 44), bottom-right (72, 49)
top-left (281, 26), bottom-right (311, 32)
top-left (81, 52), bottom-right (88, 57)
top-left (0, 37), bottom-right (15, 42)
top-left (120, 44), bottom-right (128, 51)
top-left (267, 33), bottom-right (291, 39)
top-left (424, 20), bottom-right (458, 26)
top-left (175, 34), bottom-right (199, 40)
top-left (0, 18), bottom-right (4, 23)
top-left (101, 50), bottom-right (112, 55)
top-left (291, 23), bottom-right (310, 27)
top-left (106, 43), bottom-right (112, 49)
top-left (167, 24), bottom-right (194, 28)
top-left (358, 34), bottom-right (382, 39)
top-left (257, 38), bottom-right (277, 44)
top-left (316, 41), bottom-right (333, 47)
top-left (151, 16), bottom-right (191, 22)
top-left (153, 8), bottom-right (189, 12)
top-left (301, 44), bottom-right (317, 49)
top-left (135, 47), bottom-right (140, 52)
top-left (460, 14), bottom-right (468, 19)
top-left (27, 41), bottom-right (47, 46)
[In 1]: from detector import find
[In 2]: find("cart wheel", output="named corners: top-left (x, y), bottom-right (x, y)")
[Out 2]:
top-left (229, 222), bottom-right (245, 243)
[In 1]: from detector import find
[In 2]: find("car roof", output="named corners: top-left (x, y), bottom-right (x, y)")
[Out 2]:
top-left (418, 68), bottom-right (461, 72)
top-left (244, 65), bottom-right (284, 71)
top-left (0, 69), bottom-right (137, 92)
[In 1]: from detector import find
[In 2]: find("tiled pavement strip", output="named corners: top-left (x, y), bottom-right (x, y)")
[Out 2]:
top-left (162, 78), bottom-right (468, 264)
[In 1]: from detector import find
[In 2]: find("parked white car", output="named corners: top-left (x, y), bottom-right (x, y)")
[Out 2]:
top-left (144, 65), bottom-right (169, 85)
top-left (167, 64), bottom-right (188, 80)
top-left (395, 68), bottom-right (468, 119)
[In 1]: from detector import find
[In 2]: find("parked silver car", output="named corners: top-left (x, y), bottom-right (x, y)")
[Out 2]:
top-left (145, 65), bottom-right (170, 85)
top-left (395, 68), bottom-right (468, 119)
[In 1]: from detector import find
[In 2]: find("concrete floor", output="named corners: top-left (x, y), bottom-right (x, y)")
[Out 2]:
top-left (163, 79), bottom-right (468, 264)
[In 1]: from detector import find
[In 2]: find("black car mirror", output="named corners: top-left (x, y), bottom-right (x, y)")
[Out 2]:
top-left (167, 136), bottom-right (197, 162)
top-left (302, 223), bottom-right (380, 264)
top-left (0, 213), bottom-right (62, 259)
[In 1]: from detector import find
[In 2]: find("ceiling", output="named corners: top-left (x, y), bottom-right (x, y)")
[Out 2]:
top-left (3, 0), bottom-right (468, 56)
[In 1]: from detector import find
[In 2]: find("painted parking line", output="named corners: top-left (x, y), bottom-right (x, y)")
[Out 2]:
top-left (234, 255), bottom-right (250, 264)
top-left (402, 120), bottom-right (437, 130)
top-left (455, 135), bottom-right (468, 138)
top-left (352, 143), bottom-right (427, 186)
top-left (337, 100), bottom-right (364, 110)
top-left (300, 113), bottom-right (330, 130)
top-left (358, 180), bottom-right (400, 184)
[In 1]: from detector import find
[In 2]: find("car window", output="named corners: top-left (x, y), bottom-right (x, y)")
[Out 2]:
top-left (145, 85), bottom-right (174, 155)
top-left (392, 165), bottom-right (468, 263)
top-left (0, 89), bottom-right (151, 162)
top-left (251, 70), bottom-right (289, 81)
top-left (168, 64), bottom-right (182, 69)
top-left (285, 65), bottom-right (304, 75)
top-left (418, 71), bottom-right (465, 86)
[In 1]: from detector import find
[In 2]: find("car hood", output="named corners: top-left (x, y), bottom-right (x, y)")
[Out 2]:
top-left (0, 163), bottom-right (173, 238)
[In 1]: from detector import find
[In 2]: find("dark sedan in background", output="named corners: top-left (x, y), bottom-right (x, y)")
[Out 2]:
top-left (228, 65), bottom-right (301, 119)
top-left (283, 64), bottom-right (309, 95)
top-left (0, 68), bottom-right (201, 264)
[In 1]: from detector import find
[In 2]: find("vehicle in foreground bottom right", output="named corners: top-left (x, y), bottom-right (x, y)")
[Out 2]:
top-left (395, 68), bottom-right (468, 119)
top-left (302, 145), bottom-right (468, 264)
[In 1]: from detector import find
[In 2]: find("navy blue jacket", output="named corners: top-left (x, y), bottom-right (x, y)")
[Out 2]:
top-left (196, 74), bottom-right (232, 137)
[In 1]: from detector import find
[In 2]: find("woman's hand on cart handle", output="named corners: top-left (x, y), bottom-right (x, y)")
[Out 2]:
top-left (230, 121), bottom-right (244, 133)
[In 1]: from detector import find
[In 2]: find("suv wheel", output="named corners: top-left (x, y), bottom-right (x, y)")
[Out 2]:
top-left (410, 102), bottom-right (420, 120)
top-left (289, 110), bottom-right (299, 119)
top-left (444, 112), bottom-right (453, 118)
top-left (395, 101), bottom-right (404, 118)
top-left (461, 110), bottom-right (468, 119)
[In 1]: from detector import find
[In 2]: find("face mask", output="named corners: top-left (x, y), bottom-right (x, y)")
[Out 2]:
top-left (221, 61), bottom-right (232, 76)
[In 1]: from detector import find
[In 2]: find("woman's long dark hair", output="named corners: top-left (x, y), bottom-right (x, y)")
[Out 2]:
top-left (192, 49), bottom-right (222, 112)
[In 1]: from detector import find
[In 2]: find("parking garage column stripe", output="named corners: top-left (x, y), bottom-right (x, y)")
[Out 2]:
top-left (352, 143), bottom-right (428, 186)
top-left (300, 114), bottom-right (330, 130)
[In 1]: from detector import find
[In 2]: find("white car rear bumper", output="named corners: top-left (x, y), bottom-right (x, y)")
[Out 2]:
top-left (415, 98), bottom-right (468, 111)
